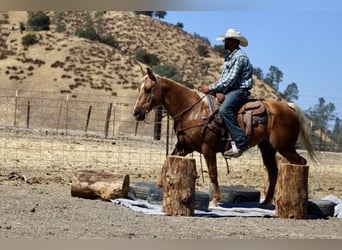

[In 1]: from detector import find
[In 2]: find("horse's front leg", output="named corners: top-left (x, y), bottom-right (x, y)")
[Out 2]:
top-left (202, 149), bottom-right (221, 207)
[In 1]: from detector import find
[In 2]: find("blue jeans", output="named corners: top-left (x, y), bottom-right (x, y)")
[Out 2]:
top-left (219, 89), bottom-right (248, 149)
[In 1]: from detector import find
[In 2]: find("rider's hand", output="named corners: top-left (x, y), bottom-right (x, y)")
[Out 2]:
top-left (200, 85), bottom-right (211, 94)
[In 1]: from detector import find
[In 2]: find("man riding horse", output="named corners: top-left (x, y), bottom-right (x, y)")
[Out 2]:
top-left (200, 28), bottom-right (253, 158)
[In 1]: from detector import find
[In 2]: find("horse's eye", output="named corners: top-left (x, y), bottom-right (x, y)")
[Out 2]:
top-left (144, 87), bottom-right (151, 94)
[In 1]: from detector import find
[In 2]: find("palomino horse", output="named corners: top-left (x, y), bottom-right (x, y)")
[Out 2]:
top-left (132, 67), bottom-right (316, 206)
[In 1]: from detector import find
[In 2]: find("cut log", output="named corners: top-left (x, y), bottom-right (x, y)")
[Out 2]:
top-left (263, 155), bottom-right (289, 202)
top-left (71, 170), bottom-right (130, 200)
top-left (274, 163), bottom-right (309, 219)
top-left (159, 156), bottom-right (198, 216)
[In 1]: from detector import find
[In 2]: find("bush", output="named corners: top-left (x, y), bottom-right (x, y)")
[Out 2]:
top-left (135, 49), bottom-right (160, 66)
top-left (75, 13), bottom-right (99, 41)
top-left (152, 64), bottom-right (179, 78)
top-left (99, 34), bottom-right (119, 48)
top-left (22, 33), bottom-right (39, 47)
top-left (75, 27), bottom-right (99, 41)
top-left (197, 45), bottom-right (210, 58)
top-left (27, 11), bottom-right (50, 31)
top-left (213, 44), bottom-right (226, 58)
top-left (176, 22), bottom-right (184, 29)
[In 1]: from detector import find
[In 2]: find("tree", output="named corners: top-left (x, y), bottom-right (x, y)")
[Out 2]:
top-left (332, 117), bottom-right (342, 150)
top-left (134, 11), bottom-right (154, 17)
top-left (27, 11), bottom-right (50, 31)
top-left (154, 11), bottom-right (167, 19)
top-left (253, 67), bottom-right (263, 80)
top-left (307, 97), bottom-right (336, 150)
top-left (75, 13), bottom-right (99, 41)
top-left (53, 12), bottom-right (65, 33)
top-left (264, 65), bottom-right (283, 90)
top-left (95, 11), bottom-right (105, 37)
top-left (282, 82), bottom-right (299, 101)
top-left (176, 22), bottom-right (184, 29)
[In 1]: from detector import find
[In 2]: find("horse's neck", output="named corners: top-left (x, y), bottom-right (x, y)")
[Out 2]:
top-left (162, 80), bottom-right (205, 120)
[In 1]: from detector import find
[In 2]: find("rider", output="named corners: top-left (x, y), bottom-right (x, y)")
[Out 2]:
top-left (201, 28), bottom-right (253, 157)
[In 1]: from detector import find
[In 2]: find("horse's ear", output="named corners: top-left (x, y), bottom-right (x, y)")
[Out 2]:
top-left (139, 65), bottom-right (145, 76)
top-left (134, 59), bottom-right (146, 76)
top-left (147, 67), bottom-right (157, 81)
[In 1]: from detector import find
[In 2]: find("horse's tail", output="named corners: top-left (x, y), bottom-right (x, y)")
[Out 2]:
top-left (288, 102), bottom-right (318, 162)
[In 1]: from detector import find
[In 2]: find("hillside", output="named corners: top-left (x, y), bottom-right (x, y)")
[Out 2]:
top-left (0, 11), bottom-right (284, 101)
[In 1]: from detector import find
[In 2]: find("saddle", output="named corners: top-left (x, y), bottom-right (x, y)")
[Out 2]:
top-left (204, 93), bottom-right (267, 139)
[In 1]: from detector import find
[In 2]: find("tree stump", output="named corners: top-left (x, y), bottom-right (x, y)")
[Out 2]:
top-left (274, 163), bottom-right (309, 219)
top-left (159, 156), bottom-right (198, 216)
top-left (263, 155), bottom-right (289, 201)
top-left (71, 170), bottom-right (130, 200)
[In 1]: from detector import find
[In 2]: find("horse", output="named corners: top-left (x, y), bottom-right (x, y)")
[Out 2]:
top-left (132, 67), bottom-right (316, 207)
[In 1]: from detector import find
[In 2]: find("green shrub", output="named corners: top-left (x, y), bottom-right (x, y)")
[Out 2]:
top-left (100, 34), bottom-right (119, 48)
top-left (75, 13), bottom-right (99, 41)
top-left (135, 49), bottom-right (160, 66)
top-left (152, 64), bottom-right (194, 88)
top-left (152, 64), bottom-right (178, 78)
top-left (75, 27), bottom-right (99, 41)
top-left (197, 44), bottom-right (210, 57)
top-left (22, 33), bottom-right (39, 46)
top-left (27, 11), bottom-right (50, 31)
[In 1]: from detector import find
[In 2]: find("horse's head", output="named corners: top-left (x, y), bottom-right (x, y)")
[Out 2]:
top-left (132, 67), bottom-right (162, 121)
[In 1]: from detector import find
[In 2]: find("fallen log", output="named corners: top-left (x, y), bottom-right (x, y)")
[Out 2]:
top-left (71, 170), bottom-right (130, 200)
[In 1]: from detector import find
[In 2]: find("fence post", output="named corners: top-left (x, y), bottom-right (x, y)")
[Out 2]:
top-left (65, 94), bottom-right (69, 135)
top-left (85, 105), bottom-right (92, 134)
top-left (104, 103), bottom-right (112, 138)
top-left (166, 114), bottom-right (170, 157)
top-left (153, 105), bottom-right (163, 140)
top-left (14, 90), bottom-right (18, 127)
top-left (26, 100), bottom-right (30, 129)
top-left (112, 102), bottom-right (116, 137)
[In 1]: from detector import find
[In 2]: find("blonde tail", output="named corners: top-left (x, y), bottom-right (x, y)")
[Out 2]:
top-left (288, 102), bottom-right (317, 162)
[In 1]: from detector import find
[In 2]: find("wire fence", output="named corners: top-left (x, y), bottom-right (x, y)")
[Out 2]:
top-left (0, 88), bottom-right (341, 198)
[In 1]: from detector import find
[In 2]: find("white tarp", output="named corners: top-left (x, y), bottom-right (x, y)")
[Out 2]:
top-left (112, 195), bottom-right (342, 218)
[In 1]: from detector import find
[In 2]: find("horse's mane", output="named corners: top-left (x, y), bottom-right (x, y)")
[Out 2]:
top-left (157, 75), bottom-right (204, 95)
top-left (156, 75), bottom-right (209, 107)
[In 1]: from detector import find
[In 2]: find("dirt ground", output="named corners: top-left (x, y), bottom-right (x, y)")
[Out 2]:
top-left (0, 173), bottom-right (341, 239)
top-left (0, 130), bottom-right (341, 239)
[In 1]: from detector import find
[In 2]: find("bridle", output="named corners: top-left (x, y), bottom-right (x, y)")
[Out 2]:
top-left (139, 75), bottom-right (206, 125)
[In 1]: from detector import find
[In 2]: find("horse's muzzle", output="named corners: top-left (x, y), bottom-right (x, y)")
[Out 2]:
top-left (132, 108), bottom-right (146, 121)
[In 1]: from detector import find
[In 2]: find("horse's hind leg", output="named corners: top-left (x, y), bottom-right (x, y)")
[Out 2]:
top-left (258, 140), bottom-right (278, 206)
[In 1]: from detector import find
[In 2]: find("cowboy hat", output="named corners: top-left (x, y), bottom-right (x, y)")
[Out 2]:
top-left (216, 28), bottom-right (248, 47)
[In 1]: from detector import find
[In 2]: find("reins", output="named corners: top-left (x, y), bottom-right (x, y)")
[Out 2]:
top-left (164, 93), bottom-right (207, 120)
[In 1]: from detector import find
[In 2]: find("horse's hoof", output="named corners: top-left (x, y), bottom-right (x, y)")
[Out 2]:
top-left (258, 200), bottom-right (272, 208)
top-left (208, 200), bottom-right (218, 209)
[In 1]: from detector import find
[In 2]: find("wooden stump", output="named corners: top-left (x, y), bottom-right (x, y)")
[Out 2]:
top-left (159, 156), bottom-right (198, 216)
top-left (274, 163), bottom-right (309, 219)
top-left (263, 155), bottom-right (289, 201)
top-left (71, 170), bottom-right (130, 200)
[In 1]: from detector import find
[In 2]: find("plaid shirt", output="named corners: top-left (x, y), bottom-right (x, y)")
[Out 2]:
top-left (209, 48), bottom-right (253, 93)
